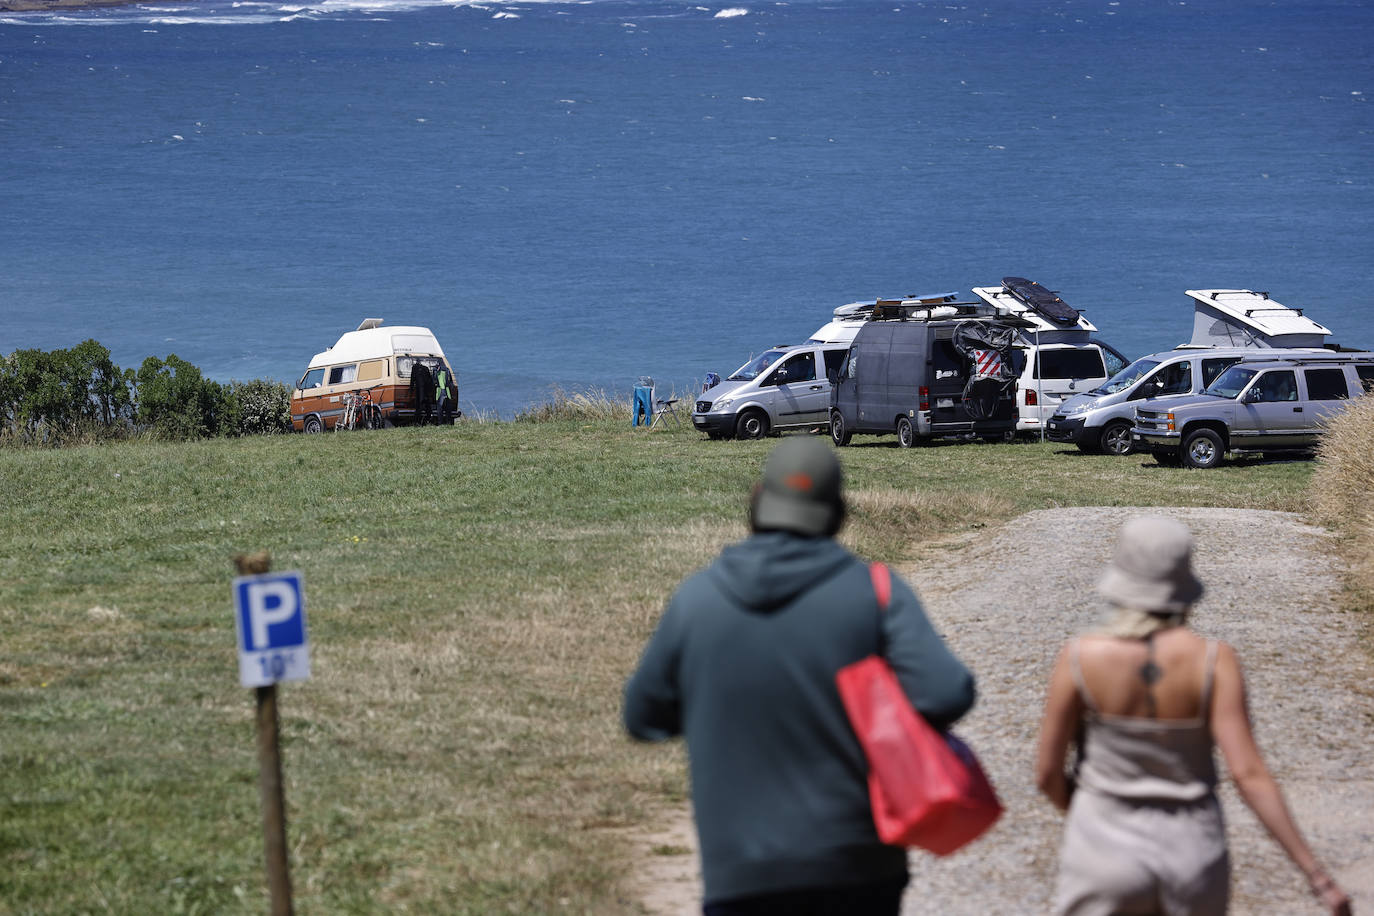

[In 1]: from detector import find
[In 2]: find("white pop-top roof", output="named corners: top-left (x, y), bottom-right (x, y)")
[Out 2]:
top-left (306, 319), bottom-right (447, 369)
top-left (1184, 289), bottom-right (1331, 348)
top-left (970, 286), bottom-right (1098, 334)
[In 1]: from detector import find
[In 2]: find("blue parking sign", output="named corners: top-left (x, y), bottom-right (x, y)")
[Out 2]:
top-left (233, 570), bottom-right (310, 687)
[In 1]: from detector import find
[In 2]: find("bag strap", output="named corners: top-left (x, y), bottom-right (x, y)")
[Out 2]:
top-left (870, 562), bottom-right (891, 612)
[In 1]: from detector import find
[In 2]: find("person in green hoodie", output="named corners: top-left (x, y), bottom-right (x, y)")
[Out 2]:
top-left (623, 436), bottom-right (977, 916)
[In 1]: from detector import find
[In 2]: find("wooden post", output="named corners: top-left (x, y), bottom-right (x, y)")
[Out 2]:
top-left (235, 551), bottom-right (294, 916)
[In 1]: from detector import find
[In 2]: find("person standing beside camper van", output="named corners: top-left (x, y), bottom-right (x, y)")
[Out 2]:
top-left (435, 364), bottom-right (454, 424)
top-left (623, 437), bottom-right (976, 915)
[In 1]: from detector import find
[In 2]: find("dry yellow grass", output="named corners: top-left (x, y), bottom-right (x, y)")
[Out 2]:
top-left (1312, 397), bottom-right (1374, 611)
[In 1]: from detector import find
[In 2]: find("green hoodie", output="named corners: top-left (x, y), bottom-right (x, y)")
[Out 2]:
top-left (623, 531), bottom-right (976, 904)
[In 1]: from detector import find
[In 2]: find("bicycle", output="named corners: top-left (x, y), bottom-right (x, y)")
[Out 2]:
top-left (336, 388), bottom-right (381, 432)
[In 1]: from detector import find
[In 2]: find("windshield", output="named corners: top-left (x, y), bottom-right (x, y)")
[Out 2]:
top-left (728, 349), bottom-right (786, 381)
top-left (1095, 357), bottom-right (1160, 395)
top-left (1203, 365), bottom-right (1258, 399)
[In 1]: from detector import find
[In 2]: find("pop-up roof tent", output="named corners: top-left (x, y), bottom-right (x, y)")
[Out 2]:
top-left (1183, 290), bottom-right (1332, 349)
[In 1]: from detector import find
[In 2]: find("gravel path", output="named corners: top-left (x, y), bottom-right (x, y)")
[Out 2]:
top-left (629, 507), bottom-right (1374, 915)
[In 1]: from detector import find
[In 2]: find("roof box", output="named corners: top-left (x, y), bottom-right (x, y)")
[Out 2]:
top-left (1184, 290), bottom-right (1331, 348)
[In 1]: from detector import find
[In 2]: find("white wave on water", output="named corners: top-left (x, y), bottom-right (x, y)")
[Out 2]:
top-left (3, 0), bottom-right (529, 25)
top-left (713, 7), bottom-right (747, 17)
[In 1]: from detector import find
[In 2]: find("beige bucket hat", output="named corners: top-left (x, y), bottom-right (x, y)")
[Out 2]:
top-left (1098, 516), bottom-right (1204, 614)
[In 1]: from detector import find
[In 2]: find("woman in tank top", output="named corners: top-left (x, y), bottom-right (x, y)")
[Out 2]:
top-left (1034, 516), bottom-right (1351, 916)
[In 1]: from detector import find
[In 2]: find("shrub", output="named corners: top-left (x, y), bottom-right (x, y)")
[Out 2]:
top-left (1311, 397), bottom-right (1374, 610)
top-left (131, 355), bottom-right (235, 440)
top-left (228, 379), bottom-right (292, 436)
top-left (0, 340), bottom-right (132, 445)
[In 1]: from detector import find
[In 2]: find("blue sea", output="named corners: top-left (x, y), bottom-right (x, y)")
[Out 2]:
top-left (2, 0), bottom-right (1371, 418)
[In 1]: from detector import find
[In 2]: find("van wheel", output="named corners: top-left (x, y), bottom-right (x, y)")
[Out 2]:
top-left (1182, 429), bottom-right (1224, 469)
top-left (736, 409), bottom-right (769, 440)
top-left (830, 411), bottom-right (851, 446)
top-left (303, 415), bottom-right (323, 434)
top-left (896, 416), bottom-right (915, 448)
top-left (1099, 421), bottom-right (1134, 456)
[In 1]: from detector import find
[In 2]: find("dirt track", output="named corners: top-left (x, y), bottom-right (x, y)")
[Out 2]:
top-left (627, 507), bottom-right (1374, 915)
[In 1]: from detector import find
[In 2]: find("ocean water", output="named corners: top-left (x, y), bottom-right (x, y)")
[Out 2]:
top-left (2, 0), bottom-right (1371, 418)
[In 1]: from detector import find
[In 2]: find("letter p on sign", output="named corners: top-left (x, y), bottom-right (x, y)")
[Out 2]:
top-left (234, 571), bottom-right (310, 688)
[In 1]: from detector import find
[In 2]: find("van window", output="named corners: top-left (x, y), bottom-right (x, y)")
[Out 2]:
top-left (298, 368), bottom-right (325, 390)
top-left (357, 359), bottom-right (385, 382)
top-left (1356, 365), bottom-right (1374, 394)
top-left (844, 350), bottom-right (859, 380)
top-left (822, 349), bottom-right (847, 377)
top-left (772, 353), bottom-right (816, 385)
top-left (1153, 361), bottom-right (1191, 396)
top-left (728, 349), bottom-right (786, 382)
top-left (1131, 361), bottom-right (1190, 399)
top-left (1035, 349), bottom-right (1106, 380)
top-left (1304, 368), bottom-right (1349, 400)
top-left (1201, 358), bottom-right (1239, 388)
top-left (328, 364), bottom-right (358, 386)
top-left (1101, 358), bottom-right (1159, 395)
top-left (1252, 370), bottom-right (1298, 402)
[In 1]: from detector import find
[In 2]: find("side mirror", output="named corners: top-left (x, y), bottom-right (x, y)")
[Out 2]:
top-left (1243, 387), bottom-right (1260, 403)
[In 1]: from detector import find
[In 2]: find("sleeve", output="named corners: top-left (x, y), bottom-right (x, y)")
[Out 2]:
top-left (622, 594), bottom-right (686, 742)
top-left (880, 574), bottom-right (976, 731)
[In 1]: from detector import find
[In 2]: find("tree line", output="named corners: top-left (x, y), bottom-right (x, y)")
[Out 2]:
top-left (0, 340), bottom-right (292, 446)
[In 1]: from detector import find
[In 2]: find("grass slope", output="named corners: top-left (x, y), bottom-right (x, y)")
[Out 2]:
top-left (0, 421), bottom-right (1313, 914)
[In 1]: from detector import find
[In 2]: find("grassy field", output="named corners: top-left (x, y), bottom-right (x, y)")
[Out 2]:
top-left (0, 417), bottom-right (1320, 914)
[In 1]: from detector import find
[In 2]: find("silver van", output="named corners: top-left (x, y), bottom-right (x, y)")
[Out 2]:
top-left (1047, 347), bottom-right (1361, 455)
top-left (692, 343), bottom-right (849, 440)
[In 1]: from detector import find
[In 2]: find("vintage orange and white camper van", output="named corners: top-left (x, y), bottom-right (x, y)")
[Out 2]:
top-left (291, 319), bottom-right (458, 432)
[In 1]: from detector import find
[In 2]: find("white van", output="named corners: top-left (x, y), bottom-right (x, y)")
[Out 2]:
top-left (291, 319), bottom-right (458, 432)
top-left (969, 283), bottom-right (1128, 434)
top-left (692, 342), bottom-right (849, 439)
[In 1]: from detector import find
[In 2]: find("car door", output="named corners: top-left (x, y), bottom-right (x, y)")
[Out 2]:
top-left (1301, 367), bottom-right (1353, 433)
top-left (769, 352), bottom-right (826, 426)
top-left (1237, 368), bottom-right (1306, 446)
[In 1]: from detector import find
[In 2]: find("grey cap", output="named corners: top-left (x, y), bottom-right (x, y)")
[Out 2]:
top-left (1098, 516), bottom-right (1205, 614)
top-left (752, 437), bottom-right (844, 537)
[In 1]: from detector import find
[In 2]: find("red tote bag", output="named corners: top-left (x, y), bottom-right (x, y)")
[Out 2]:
top-left (835, 564), bottom-right (1002, 855)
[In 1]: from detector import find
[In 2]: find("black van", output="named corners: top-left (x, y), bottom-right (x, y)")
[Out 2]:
top-left (829, 318), bottom-right (1020, 447)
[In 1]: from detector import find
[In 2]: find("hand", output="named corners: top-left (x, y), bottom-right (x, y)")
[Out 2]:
top-left (1309, 871), bottom-right (1351, 916)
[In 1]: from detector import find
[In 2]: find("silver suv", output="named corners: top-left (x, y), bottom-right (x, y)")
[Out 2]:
top-left (1133, 356), bottom-right (1374, 468)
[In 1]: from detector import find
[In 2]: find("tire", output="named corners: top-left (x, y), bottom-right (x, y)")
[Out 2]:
top-left (1098, 420), bottom-right (1134, 456)
top-left (303, 415), bottom-right (323, 434)
top-left (363, 406), bottom-right (382, 430)
top-left (896, 416), bottom-right (915, 448)
top-left (736, 409), bottom-right (769, 440)
top-left (1181, 429), bottom-right (1224, 469)
top-left (830, 411), bottom-right (852, 446)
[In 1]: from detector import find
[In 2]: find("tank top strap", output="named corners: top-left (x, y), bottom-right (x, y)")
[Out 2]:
top-left (1068, 639), bottom-right (1101, 713)
top-left (1199, 639), bottom-right (1219, 717)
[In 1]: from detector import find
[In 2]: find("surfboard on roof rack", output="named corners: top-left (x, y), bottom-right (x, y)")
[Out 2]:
top-left (1001, 276), bottom-right (1081, 326)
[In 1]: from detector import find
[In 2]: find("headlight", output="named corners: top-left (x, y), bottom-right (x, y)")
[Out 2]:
top-left (1062, 400), bottom-right (1096, 416)
top-left (714, 399), bottom-right (733, 411)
